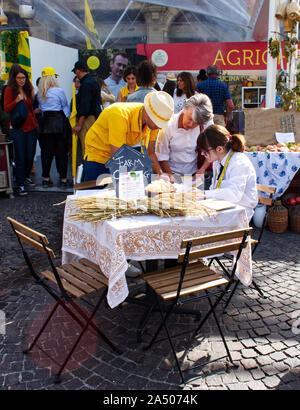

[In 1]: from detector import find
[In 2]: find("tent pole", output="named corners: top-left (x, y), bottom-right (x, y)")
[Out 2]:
top-left (266, 0), bottom-right (280, 108)
top-left (102, 0), bottom-right (134, 48)
top-left (288, 0), bottom-right (299, 90)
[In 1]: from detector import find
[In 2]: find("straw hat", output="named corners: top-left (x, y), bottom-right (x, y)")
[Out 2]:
top-left (41, 67), bottom-right (59, 77)
top-left (144, 91), bottom-right (174, 129)
top-left (166, 72), bottom-right (177, 81)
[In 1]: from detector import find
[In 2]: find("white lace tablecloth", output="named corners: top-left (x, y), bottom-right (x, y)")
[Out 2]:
top-left (245, 152), bottom-right (300, 198)
top-left (62, 193), bottom-right (251, 308)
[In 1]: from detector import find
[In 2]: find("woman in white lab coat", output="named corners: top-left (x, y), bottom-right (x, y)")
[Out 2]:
top-left (197, 124), bottom-right (258, 221)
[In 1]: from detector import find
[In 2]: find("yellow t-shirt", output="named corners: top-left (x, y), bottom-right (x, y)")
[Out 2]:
top-left (84, 103), bottom-right (158, 164)
top-left (120, 84), bottom-right (139, 99)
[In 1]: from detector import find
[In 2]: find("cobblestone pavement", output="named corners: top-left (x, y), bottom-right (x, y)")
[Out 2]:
top-left (0, 191), bottom-right (300, 391)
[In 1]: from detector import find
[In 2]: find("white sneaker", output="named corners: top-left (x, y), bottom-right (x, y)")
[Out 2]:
top-left (125, 263), bottom-right (142, 278)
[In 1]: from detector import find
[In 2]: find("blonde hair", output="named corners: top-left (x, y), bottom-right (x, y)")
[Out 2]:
top-left (38, 75), bottom-right (59, 100)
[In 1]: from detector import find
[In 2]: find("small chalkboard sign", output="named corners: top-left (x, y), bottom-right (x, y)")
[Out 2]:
top-left (105, 144), bottom-right (154, 194)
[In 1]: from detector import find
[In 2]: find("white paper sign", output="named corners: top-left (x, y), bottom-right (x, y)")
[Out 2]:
top-left (118, 171), bottom-right (145, 201)
top-left (275, 132), bottom-right (295, 144)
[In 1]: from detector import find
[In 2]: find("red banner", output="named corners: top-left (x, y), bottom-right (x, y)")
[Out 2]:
top-left (137, 42), bottom-right (289, 71)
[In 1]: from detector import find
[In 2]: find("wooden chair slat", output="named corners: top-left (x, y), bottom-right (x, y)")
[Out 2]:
top-left (152, 271), bottom-right (222, 295)
top-left (143, 261), bottom-right (207, 281)
top-left (161, 277), bottom-right (229, 300)
top-left (178, 241), bottom-right (247, 263)
top-left (74, 176), bottom-right (112, 191)
top-left (56, 267), bottom-right (96, 294)
top-left (61, 263), bottom-right (105, 289)
top-left (74, 180), bottom-right (97, 190)
top-left (16, 231), bottom-right (55, 258)
top-left (258, 196), bottom-right (273, 206)
top-left (145, 266), bottom-right (215, 287)
top-left (41, 270), bottom-right (85, 298)
top-left (7, 217), bottom-right (49, 244)
top-left (181, 228), bottom-right (252, 248)
top-left (257, 184), bottom-right (276, 194)
top-left (71, 260), bottom-right (108, 286)
top-left (78, 258), bottom-right (103, 273)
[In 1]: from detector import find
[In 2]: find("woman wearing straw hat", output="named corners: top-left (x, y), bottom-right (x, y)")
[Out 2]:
top-left (38, 67), bottom-right (70, 188)
top-left (84, 91), bottom-right (174, 181)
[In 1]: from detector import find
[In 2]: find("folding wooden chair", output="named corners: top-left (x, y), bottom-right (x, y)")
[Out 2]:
top-left (222, 184), bottom-right (276, 312)
top-left (7, 217), bottom-right (121, 383)
top-left (143, 227), bottom-right (252, 384)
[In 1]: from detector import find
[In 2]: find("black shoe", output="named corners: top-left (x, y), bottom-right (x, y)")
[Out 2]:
top-left (59, 179), bottom-right (68, 188)
top-left (17, 186), bottom-right (28, 196)
top-left (24, 177), bottom-right (36, 187)
top-left (42, 179), bottom-right (53, 188)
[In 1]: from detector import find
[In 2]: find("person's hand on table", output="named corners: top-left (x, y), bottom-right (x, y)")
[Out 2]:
top-left (159, 173), bottom-right (175, 184)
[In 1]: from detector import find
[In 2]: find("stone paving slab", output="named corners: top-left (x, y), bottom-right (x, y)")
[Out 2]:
top-left (0, 191), bottom-right (300, 391)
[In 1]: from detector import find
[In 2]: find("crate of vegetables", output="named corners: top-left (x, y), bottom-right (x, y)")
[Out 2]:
top-left (245, 142), bottom-right (300, 153)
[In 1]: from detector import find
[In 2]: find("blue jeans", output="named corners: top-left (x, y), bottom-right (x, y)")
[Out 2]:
top-left (84, 160), bottom-right (110, 182)
top-left (11, 128), bottom-right (37, 187)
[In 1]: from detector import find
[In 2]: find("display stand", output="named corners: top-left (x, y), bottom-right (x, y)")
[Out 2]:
top-left (242, 86), bottom-right (266, 109)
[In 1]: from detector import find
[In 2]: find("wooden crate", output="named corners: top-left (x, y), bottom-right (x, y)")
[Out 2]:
top-left (284, 169), bottom-right (300, 195)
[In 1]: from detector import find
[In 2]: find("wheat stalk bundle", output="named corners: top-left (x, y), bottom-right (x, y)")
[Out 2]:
top-left (65, 192), bottom-right (215, 222)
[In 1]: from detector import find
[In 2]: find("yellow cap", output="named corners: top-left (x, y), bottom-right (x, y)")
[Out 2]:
top-left (41, 67), bottom-right (59, 77)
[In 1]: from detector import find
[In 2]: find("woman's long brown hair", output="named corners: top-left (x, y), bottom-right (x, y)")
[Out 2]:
top-left (176, 72), bottom-right (196, 98)
top-left (7, 67), bottom-right (34, 100)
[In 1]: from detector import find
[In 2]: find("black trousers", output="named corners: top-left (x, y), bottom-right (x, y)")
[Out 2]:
top-left (39, 132), bottom-right (68, 179)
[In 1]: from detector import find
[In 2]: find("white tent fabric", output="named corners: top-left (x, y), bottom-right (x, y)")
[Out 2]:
top-left (9, 0), bottom-right (265, 48)
top-left (140, 0), bottom-right (255, 27)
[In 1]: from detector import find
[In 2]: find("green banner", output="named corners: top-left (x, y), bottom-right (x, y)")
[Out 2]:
top-left (1, 30), bottom-right (32, 81)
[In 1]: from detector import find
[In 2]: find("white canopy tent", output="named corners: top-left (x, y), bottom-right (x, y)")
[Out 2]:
top-left (8, 0), bottom-right (266, 48)
top-left (6, 0), bottom-right (299, 108)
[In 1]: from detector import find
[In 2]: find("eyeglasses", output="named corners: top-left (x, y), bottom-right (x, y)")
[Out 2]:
top-left (16, 76), bottom-right (26, 80)
top-left (202, 148), bottom-right (215, 157)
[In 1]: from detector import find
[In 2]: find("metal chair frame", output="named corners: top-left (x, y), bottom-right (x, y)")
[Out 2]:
top-left (7, 217), bottom-right (121, 384)
top-left (143, 227), bottom-right (252, 384)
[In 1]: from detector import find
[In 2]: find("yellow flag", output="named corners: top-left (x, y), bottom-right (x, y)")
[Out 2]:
top-left (70, 83), bottom-right (78, 178)
top-left (84, 0), bottom-right (101, 49)
top-left (70, 83), bottom-right (77, 129)
top-left (18, 31), bottom-right (31, 80)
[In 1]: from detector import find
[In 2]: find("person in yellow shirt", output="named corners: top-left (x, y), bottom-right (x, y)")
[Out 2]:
top-left (117, 66), bottom-right (139, 102)
top-left (84, 91), bottom-right (174, 181)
